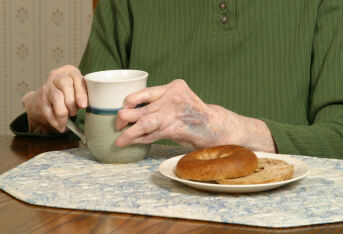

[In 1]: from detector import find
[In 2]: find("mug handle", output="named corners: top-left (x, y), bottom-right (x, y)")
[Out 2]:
top-left (66, 119), bottom-right (87, 144)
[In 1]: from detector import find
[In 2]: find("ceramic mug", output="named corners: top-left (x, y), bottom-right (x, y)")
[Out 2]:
top-left (66, 70), bottom-right (151, 163)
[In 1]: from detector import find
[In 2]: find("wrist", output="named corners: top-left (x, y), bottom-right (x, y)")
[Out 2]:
top-left (236, 115), bottom-right (276, 153)
top-left (207, 104), bottom-right (244, 147)
top-left (207, 104), bottom-right (276, 152)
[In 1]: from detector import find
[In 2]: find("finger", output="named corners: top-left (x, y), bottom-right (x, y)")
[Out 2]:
top-left (70, 70), bottom-right (88, 108)
top-left (116, 108), bottom-right (137, 131)
top-left (116, 108), bottom-right (142, 131)
top-left (115, 119), bottom-right (129, 131)
top-left (116, 103), bottom-right (160, 130)
top-left (59, 64), bottom-right (79, 74)
top-left (115, 114), bottom-right (161, 147)
top-left (131, 130), bottom-right (162, 144)
top-left (122, 85), bottom-right (166, 109)
top-left (47, 85), bottom-right (69, 130)
top-left (53, 75), bottom-right (78, 116)
top-left (41, 102), bottom-right (64, 133)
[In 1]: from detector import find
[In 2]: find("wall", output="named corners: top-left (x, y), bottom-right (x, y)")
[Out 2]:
top-left (0, 0), bottom-right (93, 135)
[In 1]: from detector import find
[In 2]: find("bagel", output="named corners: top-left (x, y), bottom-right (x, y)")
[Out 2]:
top-left (175, 145), bottom-right (258, 181)
top-left (216, 158), bottom-right (294, 185)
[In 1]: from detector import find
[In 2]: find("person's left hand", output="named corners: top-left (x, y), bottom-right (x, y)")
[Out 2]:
top-left (115, 79), bottom-right (276, 152)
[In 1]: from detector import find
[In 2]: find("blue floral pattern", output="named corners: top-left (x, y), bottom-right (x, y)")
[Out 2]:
top-left (0, 144), bottom-right (342, 228)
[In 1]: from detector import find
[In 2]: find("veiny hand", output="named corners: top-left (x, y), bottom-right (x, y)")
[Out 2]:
top-left (115, 79), bottom-right (276, 152)
top-left (22, 65), bottom-right (87, 134)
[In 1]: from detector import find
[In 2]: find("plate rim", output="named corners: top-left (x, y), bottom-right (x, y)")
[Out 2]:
top-left (158, 152), bottom-right (309, 189)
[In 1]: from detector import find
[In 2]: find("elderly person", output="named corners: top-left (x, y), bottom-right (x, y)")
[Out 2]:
top-left (11, 0), bottom-right (343, 158)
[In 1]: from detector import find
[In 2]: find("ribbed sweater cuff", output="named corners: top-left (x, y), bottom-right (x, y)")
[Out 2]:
top-left (261, 119), bottom-right (343, 159)
top-left (262, 118), bottom-right (302, 156)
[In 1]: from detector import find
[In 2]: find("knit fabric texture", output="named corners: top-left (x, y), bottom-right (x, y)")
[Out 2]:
top-left (11, 0), bottom-right (343, 158)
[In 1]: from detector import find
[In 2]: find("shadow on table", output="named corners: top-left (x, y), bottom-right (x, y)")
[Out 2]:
top-left (10, 136), bottom-right (79, 160)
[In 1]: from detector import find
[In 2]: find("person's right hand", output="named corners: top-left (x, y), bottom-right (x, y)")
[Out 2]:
top-left (22, 65), bottom-right (88, 134)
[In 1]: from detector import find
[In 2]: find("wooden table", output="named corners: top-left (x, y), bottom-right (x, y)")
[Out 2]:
top-left (0, 135), bottom-right (342, 234)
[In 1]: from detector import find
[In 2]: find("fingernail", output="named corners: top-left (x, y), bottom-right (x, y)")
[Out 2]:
top-left (116, 120), bottom-right (122, 130)
top-left (116, 137), bottom-right (124, 146)
top-left (57, 123), bottom-right (65, 132)
top-left (120, 121), bottom-right (129, 130)
top-left (80, 99), bottom-right (87, 108)
top-left (70, 110), bottom-right (77, 116)
top-left (60, 126), bottom-right (66, 133)
top-left (52, 121), bottom-right (60, 131)
top-left (56, 127), bottom-right (63, 133)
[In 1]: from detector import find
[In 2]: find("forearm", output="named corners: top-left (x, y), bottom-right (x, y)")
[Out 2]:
top-left (236, 115), bottom-right (276, 153)
top-left (207, 104), bottom-right (276, 153)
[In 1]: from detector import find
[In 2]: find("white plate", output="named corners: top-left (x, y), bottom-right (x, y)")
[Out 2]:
top-left (158, 152), bottom-right (309, 193)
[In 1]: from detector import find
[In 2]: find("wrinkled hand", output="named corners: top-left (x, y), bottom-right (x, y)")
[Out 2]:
top-left (115, 79), bottom-right (276, 152)
top-left (22, 65), bottom-right (87, 134)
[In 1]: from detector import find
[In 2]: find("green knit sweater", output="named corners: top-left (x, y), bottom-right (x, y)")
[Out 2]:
top-left (11, 0), bottom-right (343, 159)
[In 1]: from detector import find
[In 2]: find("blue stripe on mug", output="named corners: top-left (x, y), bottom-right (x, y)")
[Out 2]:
top-left (86, 103), bottom-right (148, 115)
top-left (86, 106), bottom-right (121, 115)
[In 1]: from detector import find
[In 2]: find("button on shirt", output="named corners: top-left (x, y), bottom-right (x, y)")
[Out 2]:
top-left (221, 15), bottom-right (229, 24)
top-left (219, 2), bottom-right (227, 10)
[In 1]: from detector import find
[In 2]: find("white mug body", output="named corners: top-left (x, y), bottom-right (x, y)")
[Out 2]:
top-left (85, 70), bottom-right (148, 109)
top-left (78, 69), bottom-right (151, 163)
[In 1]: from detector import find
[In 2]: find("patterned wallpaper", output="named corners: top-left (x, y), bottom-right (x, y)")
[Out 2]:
top-left (0, 0), bottom-right (93, 135)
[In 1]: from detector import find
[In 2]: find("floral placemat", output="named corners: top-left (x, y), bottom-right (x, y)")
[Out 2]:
top-left (1, 144), bottom-right (342, 228)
